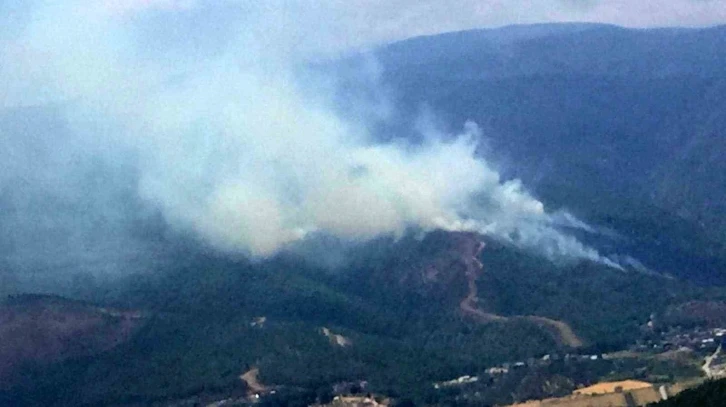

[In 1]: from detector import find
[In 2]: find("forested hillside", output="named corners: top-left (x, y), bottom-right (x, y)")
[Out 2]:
top-left (651, 379), bottom-right (726, 407)
top-left (343, 24), bottom-right (726, 284)
top-left (3, 231), bottom-right (725, 406)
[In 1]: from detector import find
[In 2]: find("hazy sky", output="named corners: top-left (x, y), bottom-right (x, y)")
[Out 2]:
top-left (291, 0), bottom-right (726, 52)
top-left (92, 0), bottom-right (726, 53)
top-left (3, 1), bottom-right (725, 57)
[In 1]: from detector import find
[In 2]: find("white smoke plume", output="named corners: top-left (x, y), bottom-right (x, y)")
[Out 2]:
top-left (0, 1), bottom-right (617, 271)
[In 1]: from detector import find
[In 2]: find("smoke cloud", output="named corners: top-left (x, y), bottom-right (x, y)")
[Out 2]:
top-left (0, 0), bottom-right (618, 281)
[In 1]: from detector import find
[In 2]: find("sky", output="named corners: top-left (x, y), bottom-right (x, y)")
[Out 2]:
top-left (286, 0), bottom-right (726, 53)
top-left (3, 1), bottom-right (726, 56)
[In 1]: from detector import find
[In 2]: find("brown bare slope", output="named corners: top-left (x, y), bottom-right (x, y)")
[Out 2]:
top-left (240, 368), bottom-right (267, 394)
top-left (0, 294), bottom-right (144, 387)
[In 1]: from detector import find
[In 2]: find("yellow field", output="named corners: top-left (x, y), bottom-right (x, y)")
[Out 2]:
top-left (506, 380), bottom-right (696, 407)
top-left (573, 380), bottom-right (652, 395)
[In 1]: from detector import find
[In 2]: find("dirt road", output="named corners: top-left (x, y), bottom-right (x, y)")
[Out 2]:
top-left (460, 243), bottom-right (507, 322)
top-left (520, 316), bottom-right (584, 348)
top-left (702, 344), bottom-right (722, 378)
top-left (459, 241), bottom-right (584, 348)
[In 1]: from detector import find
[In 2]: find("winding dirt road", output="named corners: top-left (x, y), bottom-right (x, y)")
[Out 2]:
top-left (459, 241), bottom-right (584, 348)
top-left (459, 243), bottom-right (506, 323)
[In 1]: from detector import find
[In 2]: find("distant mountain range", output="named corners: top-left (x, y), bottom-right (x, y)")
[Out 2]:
top-left (342, 23), bottom-right (726, 284)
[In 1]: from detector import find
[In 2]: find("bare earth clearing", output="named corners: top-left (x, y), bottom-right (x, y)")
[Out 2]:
top-left (240, 368), bottom-right (266, 394)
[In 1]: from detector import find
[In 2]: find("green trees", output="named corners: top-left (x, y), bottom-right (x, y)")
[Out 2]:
top-left (4, 231), bottom-right (726, 406)
top-left (650, 379), bottom-right (726, 407)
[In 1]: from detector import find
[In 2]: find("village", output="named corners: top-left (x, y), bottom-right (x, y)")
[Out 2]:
top-left (425, 326), bottom-right (726, 407)
top-left (200, 324), bottom-right (726, 407)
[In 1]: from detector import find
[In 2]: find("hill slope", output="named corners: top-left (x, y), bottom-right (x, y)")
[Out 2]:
top-left (3, 231), bottom-right (723, 406)
top-left (340, 24), bottom-right (726, 283)
top-left (650, 379), bottom-right (726, 407)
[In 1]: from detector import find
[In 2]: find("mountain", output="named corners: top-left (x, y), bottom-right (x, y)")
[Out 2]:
top-left (0, 295), bottom-right (143, 389)
top-left (339, 23), bottom-right (726, 284)
top-left (1, 231), bottom-right (723, 406)
top-left (3, 23), bottom-right (726, 406)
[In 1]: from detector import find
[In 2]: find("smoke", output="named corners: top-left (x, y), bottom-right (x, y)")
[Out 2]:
top-left (0, 0), bottom-right (619, 280)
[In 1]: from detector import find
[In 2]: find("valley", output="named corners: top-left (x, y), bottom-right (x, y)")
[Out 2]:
top-left (2, 230), bottom-right (725, 406)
